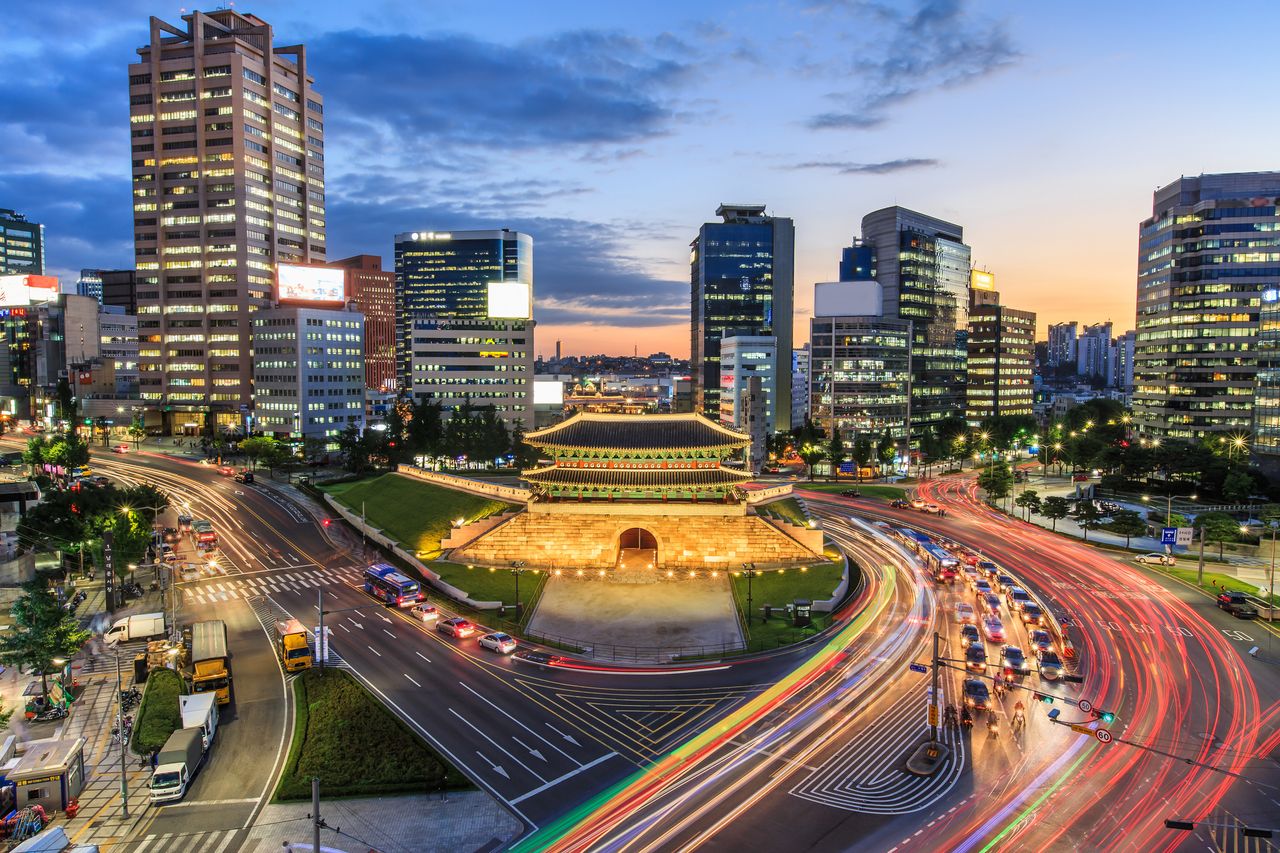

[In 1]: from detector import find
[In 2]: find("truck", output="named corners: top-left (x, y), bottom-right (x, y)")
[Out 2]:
top-left (1217, 592), bottom-right (1259, 619)
top-left (191, 519), bottom-right (217, 551)
top-left (149, 727), bottom-right (206, 803)
top-left (275, 619), bottom-right (312, 672)
top-left (190, 620), bottom-right (232, 705)
top-left (104, 612), bottom-right (167, 645)
top-left (179, 692), bottom-right (219, 749)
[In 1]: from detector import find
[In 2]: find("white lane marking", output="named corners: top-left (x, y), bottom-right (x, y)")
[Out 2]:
top-left (415, 651), bottom-right (431, 663)
top-left (404, 673), bottom-right (421, 687)
top-left (508, 751), bottom-right (621, 805)
top-left (457, 681), bottom-right (582, 765)
top-left (367, 645), bottom-right (381, 657)
top-left (449, 708), bottom-right (547, 783)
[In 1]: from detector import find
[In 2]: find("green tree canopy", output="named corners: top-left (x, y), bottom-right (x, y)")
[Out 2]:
top-left (0, 582), bottom-right (92, 700)
top-left (1014, 490), bottom-right (1041, 521)
top-left (1194, 511), bottom-right (1242, 558)
top-left (1104, 509), bottom-right (1148, 547)
top-left (1039, 496), bottom-right (1071, 531)
top-left (977, 461), bottom-right (1014, 501)
top-left (1072, 501), bottom-right (1105, 542)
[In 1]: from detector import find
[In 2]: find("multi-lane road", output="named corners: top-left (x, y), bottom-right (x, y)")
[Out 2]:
top-left (18, 437), bottom-right (1280, 852)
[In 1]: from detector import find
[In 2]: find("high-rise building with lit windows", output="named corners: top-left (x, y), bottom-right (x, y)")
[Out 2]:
top-left (690, 204), bottom-right (794, 431)
top-left (1133, 172), bottom-right (1280, 440)
top-left (0, 209), bottom-right (44, 276)
top-left (857, 207), bottom-right (970, 444)
top-left (965, 272), bottom-right (1035, 425)
top-left (130, 10), bottom-right (325, 431)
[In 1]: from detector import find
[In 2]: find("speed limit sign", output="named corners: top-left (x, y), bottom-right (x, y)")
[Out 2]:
top-left (1095, 728), bottom-right (1113, 744)
top-left (1078, 699), bottom-right (1094, 714)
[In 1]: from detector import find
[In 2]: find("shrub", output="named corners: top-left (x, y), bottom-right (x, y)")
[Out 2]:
top-left (130, 668), bottom-right (186, 755)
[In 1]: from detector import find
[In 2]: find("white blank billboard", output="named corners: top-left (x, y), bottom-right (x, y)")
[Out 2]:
top-left (277, 264), bottom-right (345, 304)
top-left (487, 281), bottom-right (532, 319)
top-left (533, 380), bottom-right (564, 405)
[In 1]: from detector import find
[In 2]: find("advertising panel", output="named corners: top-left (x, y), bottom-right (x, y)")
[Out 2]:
top-left (486, 281), bottom-right (532, 319)
top-left (276, 264), bottom-right (345, 304)
top-left (533, 379), bottom-right (564, 406)
top-left (970, 270), bottom-right (996, 291)
top-left (0, 274), bottom-right (58, 306)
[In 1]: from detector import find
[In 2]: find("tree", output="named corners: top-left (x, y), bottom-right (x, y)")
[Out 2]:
top-left (1072, 501), bottom-right (1105, 542)
top-left (827, 432), bottom-right (844, 477)
top-left (128, 418), bottom-right (146, 450)
top-left (0, 582), bottom-right (91, 701)
top-left (876, 429), bottom-right (896, 471)
top-left (1014, 490), bottom-right (1041, 521)
top-left (239, 436), bottom-right (278, 471)
top-left (977, 462), bottom-right (1014, 501)
top-left (852, 434), bottom-right (874, 480)
top-left (260, 441), bottom-right (294, 476)
top-left (1039, 496), bottom-right (1071, 531)
top-left (510, 423), bottom-right (538, 469)
top-left (1195, 511), bottom-right (1241, 559)
top-left (1105, 509), bottom-right (1148, 547)
top-left (1222, 469), bottom-right (1254, 504)
top-left (797, 443), bottom-right (825, 481)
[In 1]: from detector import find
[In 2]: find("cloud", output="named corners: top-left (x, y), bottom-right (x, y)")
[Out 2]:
top-left (789, 157), bottom-right (939, 174)
top-left (805, 0), bottom-right (1019, 130)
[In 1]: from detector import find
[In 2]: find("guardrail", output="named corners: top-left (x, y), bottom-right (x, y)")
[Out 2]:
top-left (395, 465), bottom-right (531, 503)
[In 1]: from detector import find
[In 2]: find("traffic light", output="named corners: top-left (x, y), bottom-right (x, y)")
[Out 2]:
top-left (322, 518), bottom-right (331, 528)
top-left (1035, 692), bottom-right (1054, 704)
top-left (1089, 708), bottom-right (1116, 724)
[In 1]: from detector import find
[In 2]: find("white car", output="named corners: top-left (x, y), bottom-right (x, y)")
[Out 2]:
top-left (910, 498), bottom-right (927, 510)
top-left (478, 632), bottom-right (518, 654)
top-left (1136, 552), bottom-right (1174, 566)
top-left (924, 503), bottom-right (942, 514)
top-left (954, 602), bottom-right (977, 624)
top-left (410, 603), bottom-right (439, 622)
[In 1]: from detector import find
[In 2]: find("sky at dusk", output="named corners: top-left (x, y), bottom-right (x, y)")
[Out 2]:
top-left (4, 0), bottom-right (1278, 357)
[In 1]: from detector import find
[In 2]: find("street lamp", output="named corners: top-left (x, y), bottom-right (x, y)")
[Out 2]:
top-left (741, 562), bottom-right (757, 625)
top-left (509, 560), bottom-right (527, 619)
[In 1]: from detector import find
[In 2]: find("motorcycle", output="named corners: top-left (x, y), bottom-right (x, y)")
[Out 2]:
top-left (943, 704), bottom-right (959, 729)
top-left (34, 706), bottom-right (68, 722)
top-left (960, 707), bottom-right (974, 729)
top-left (987, 717), bottom-right (1000, 738)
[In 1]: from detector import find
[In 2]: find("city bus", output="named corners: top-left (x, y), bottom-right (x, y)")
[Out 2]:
top-left (363, 563), bottom-right (425, 608)
top-left (921, 543), bottom-right (960, 582)
top-left (895, 528), bottom-right (932, 552)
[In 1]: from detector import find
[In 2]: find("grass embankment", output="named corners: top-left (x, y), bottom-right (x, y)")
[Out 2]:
top-left (798, 483), bottom-right (908, 502)
top-left (1158, 564), bottom-right (1279, 604)
top-left (322, 473), bottom-right (515, 560)
top-left (276, 670), bottom-right (470, 800)
top-left (430, 561), bottom-right (549, 612)
top-left (757, 496), bottom-right (810, 526)
top-left (131, 668), bottom-right (186, 755)
top-left (730, 560), bottom-right (851, 650)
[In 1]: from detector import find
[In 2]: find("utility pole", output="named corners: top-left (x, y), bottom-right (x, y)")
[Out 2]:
top-left (312, 777), bottom-right (321, 853)
top-left (317, 587), bottom-right (325, 676)
top-left (1196, 525), bottom-right (1206, 586)
top-left (361, 500), bottom-right (366, 553)
top-left (114, 650), bottom-right (129, 819)
top-left (930, 631), bottom-right (940, 742)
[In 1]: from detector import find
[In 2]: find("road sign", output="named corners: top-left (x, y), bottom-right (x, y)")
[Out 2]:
top-left (1175, 527), bottom-right (1194, 547)
top-left (1070, 723), bottom-right (1095, 735)
top-left (838, 461), bottom-right (855, 474)
top-left (1078, 699), bottom-right (1094, 713)
top-left (908, 663), bottom-right (928, 674)
top-left (928, 705), bottom-right (939, 726)
top-left (1095, 728), bottom-right (1113, 744)
top-left (1160, 527), bottom-right (1177, 545)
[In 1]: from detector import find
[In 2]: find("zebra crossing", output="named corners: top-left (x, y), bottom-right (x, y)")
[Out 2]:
top-left (126, 827), bottom-right (242, 853)
top-left (246, 586), bottom-right (350, 671)
top-left (181, 565), bottom-right (362, 605)
top-left (77, 638), bottom-right (152, 674)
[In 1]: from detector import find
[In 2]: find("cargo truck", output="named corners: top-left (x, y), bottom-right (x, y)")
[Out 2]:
top-left (180, 693), bottom-right (219, 749)
top-left (104, 612), bottom-right (166, 645)
top-left (190, 620), bottom-right (232, 705)
top-left (275, 619), bottom-right (312, 672)
top-left (149, 727), bottom-right (206, 803)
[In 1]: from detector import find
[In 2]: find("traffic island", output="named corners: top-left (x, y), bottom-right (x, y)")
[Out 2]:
top-left (275, 669), bottom-right (470, 800)
top-left (906, 740), bottom-right (951, 776)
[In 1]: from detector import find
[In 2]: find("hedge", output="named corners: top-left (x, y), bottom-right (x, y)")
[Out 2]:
top-left (130, 668), bottom-right (186, 755)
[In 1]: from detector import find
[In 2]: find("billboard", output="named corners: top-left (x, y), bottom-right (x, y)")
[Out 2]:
top-left (276, 264), bottom-right (345, 304)
top-left (533, 379), bottom-right (565, 406)
top-left (0, 274), bottom-right (58, 306)
top-left (970, 270), bottom-right (996, 291)
top-left (487, 281), bottom-right (532, 319)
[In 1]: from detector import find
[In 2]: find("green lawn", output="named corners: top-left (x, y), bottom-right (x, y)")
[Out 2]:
top-left (798, 483), bottom-right (907, 502)
top-left (322, 473), bottom-right (515, 559)
top-left (276, 670), bottom-right (470, 800)
top-left (131, 668), bottom-right (186, 755)
top-left (430, 560), bottom-right (548, 612)
top-left (758, 496), bottom-right (810, 526)
top-left (1159, 565), bottom-right (1279, 604)
top-left (723, 561), bottom-right (851, 653)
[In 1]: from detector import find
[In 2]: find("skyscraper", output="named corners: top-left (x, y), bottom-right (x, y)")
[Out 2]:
top-left (77, 270), bottom-right (104, 304)
top-left (332, 254), bottom-right (395, 393)
top-left (858, 207), bottom-right (970, 443)
top-left (1047, 322), bottom-right (1078, 371)
top-left (1076, 322), bottom-right (1114, 382)
top-left (690, 204), bottom-right (794, 431)
top-left (718, 335), bottom-right (778, 434)
top-left (393, 229), bottom-right (532, 388)
top-left (131, 10), bottom-right (325, 431)
top-left (0, 209), bottom-right (44, 276)
top-left (965, 273), bottom-right (1035, 424)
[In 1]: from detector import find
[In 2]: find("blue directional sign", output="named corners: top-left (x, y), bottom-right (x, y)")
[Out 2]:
top-left (1160, 527), bottom-right (1178, 545)
top-left (838, 462), bottom-right (856, 474)
top-left (908, 663), bottom-right (928, 674)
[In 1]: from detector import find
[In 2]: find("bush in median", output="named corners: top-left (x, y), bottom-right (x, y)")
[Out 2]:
top-left (130, 668), bottom-right (186, 755)
top-left (276, 669), bottom-right (470, 800)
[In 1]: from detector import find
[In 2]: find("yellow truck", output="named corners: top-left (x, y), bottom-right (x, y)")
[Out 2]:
top-left (275, 619), bottom-right (312, 672)
top-left (190, 619), bottom-right (232, 705)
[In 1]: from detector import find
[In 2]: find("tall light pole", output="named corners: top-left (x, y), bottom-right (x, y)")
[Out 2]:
top-left (741, 562), bottom-right (756, 625)
top-left (510, 560), bottom-right (526, 620)
top-left (112, 648), bottom-right (129, 819)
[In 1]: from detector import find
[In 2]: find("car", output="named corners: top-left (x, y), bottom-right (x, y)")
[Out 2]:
top-left (111, 444), bottom-right (130, 454)
top-left (233, 471), bottom-right (255, 483)
top-left (1000, 645), bottom-right (1028, 679)
top-left (217, 466), bottom-right (235, 476)
top-left (177, 515), bottom-right (192, 530)
top-left (159, 542), bottom-right (174, 553)
top-left (924, 503), bottom-right (942, 514)
top-left (1038, 650), bottom-right (1064, 680)
top-left (960, 623), bottom-right (981, 645)
top-left (436, 617), bottom-right (476, 638)
top-left (954, 602), bottom-right (977, 624)
top-left (976, 561), bottom-right (999, 578)
top-left (1217, 592), bottom-right (1259, 619)
top-left (1029, 629), bottom-right (1054, 654)
top-left (974, 579), bottom-right (993, 596)
top-left (996, 574), bottom-right (1018, 594)
top-left (71, 466), bottom-right (91, 478)
top-left (162, 551), bottom-right (180, 564)
top-left (962, 678), bottom-right (991, 711)
top-left (478, 632), bottom-right (518, 654)
top-left (179, 562), bottom-right (202, 580)
top-left (1007, 587), bottom-right (1033, 611)
top-left (890, 499), bottom-right (910, 509)
top-left (1072, 472), bottom-right (1090, 482)
top-left (89, 475), bottom-right (110, 487)
top-left (961, 565), bottom-right (981, 586)
top-left (840, 489), bottom-right (861, 497)
top-left (162, 527), bottom-right (179, 541)
top-left (410, 603), bottom-right (439, 622)
top-left (910, 498), bottom-right (926, 510)
top-left (1021, 602), bottom-right (1045, 625)
top-left (1136, 552), bottom-right (1174, 566)
top-left (964, 642), bottom-right (988, 671)
top-left (980, 591), bottom-right (1002, 614)
top-left (982, 615), bottom-right (1005, 643)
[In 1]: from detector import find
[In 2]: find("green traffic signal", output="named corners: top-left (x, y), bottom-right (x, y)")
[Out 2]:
top-left (1100, 711), bottom-right (1115, 724)
top-left (1037, 693), bottom-right (1054, 703)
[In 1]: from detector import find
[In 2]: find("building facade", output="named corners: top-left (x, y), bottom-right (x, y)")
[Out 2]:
top-left (99, 305), bottom-right (140, 392)
top-left (1134, 172), bottom-right (1280, 439)
top-left (858, 207), bottom-right (970, 444)
top-left (966, 304), bottom-right (1036, 424)
top-left (717, 335), bottom-right (778, 434)
top-left (251, 304), bottom-right (364, 441)
top-left (1047, 321), bottom-right (1078, 370)
top-left (77, 270), bottom-right (104, 304)
top-left (1253, 290), bottom-right (1280, 472)
top-left (0, 293), bottom-right (100, 420)
top-left (0, 210), bottom-right (44, 276)
top-left (131, 10), bottom-right (326, 429)
top-left (809, 280), bottom-right (911, 456)
top-left (791, 344), bottom-right (810, 429)
top-left (99, 270), bottom-right (139, 314)
top-left (393, 229), bottom-right (532, 388)
top-left (332, 254), bottom-right (395, 392)
top-left (1076, 322), bottom-right (1113, 382)
top-left (1112, 329), bottom-right (1136, 391)
top-left (407, 316), bottom-right (534, 433)
top-left (690, 204), bottom-right (794, 431)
